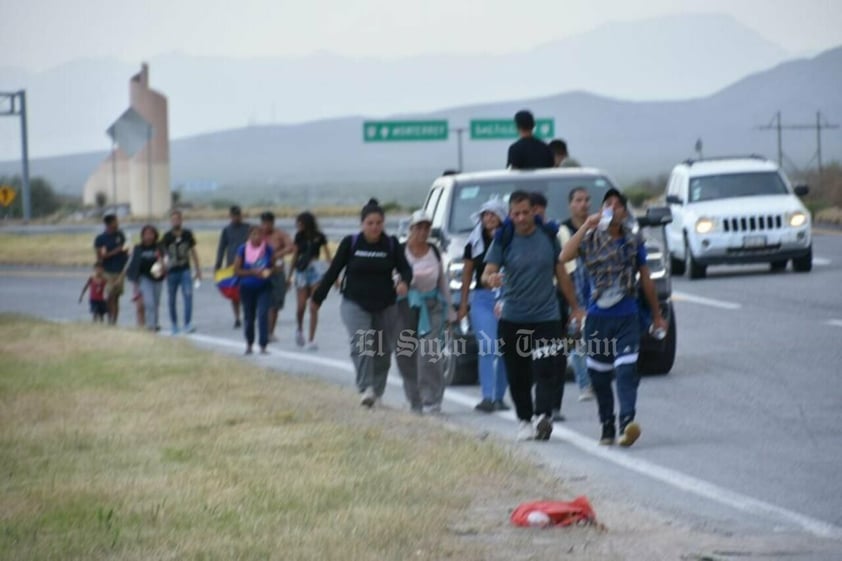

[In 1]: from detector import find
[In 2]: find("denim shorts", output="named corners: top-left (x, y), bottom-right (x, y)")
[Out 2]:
top-left (295, 262), bottom-right (326, 289)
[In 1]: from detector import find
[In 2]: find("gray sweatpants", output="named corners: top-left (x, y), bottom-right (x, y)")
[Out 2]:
top-left (394, 299), bottom-right (446, 410)
top-left (339, 298), bottom-right (398, 397)
top-left (139, 276), bottom-right (163, 330)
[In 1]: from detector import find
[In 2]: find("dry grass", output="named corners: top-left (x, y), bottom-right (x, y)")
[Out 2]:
top-left (815, 206), bottom-right (842, 226)
top-left (0, 315), bottom-right (541, 561)
top-left (0, 233), bottom-right (340, 270)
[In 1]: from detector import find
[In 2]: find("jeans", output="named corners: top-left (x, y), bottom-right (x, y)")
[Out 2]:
top-left (240, 284), bottom-right (270, 348)
top-left (166, 268), bottom-right (193, 328)
top-left (470, 289), bottom-right (508, 401)
top-left (340, 299), bottom-right (398, 397)
top-left (584, 313), bottom-right (640, 425)
top-left (499, 319), bottom-right (565, 422)
top-left (571, 342), bottom-right (590, 390)
top-left (139, 276), bottom-right (163, 330)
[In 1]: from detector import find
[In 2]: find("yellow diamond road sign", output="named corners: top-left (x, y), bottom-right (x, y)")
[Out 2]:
top-left (0, 185), bottom-right (16, 207)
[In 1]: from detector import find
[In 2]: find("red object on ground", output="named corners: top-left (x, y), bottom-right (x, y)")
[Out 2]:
top-left (510, 496), bottom-right (597, 527)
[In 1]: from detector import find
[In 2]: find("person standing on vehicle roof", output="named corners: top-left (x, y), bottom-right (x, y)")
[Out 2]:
top-left (394, 210), bottom-right (456, 415)
top-left (311, 198), bottom-right (413, 409)
top-left (507, 110), bottom-right (554, 170)
top-left (482, 191), bottom-right (584, 442)
top-left (457, 198), bottom-right (511, 413)
top-left (549, 139), bottom-right (582, 168)
top-left (559, 188), bottom-right (667, 447)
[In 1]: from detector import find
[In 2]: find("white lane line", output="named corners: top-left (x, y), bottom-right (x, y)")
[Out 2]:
top-left (672, 291), bottom-right (742, 310)
top-left (827, 319), bottom-right (842, 328)
top-left (814, 257), bottom-right (831, 266)
top-left (187, 332), bottom-right (840, 540)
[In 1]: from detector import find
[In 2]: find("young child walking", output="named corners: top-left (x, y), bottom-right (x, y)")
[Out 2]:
top-left (79, 262), bottom-right (108, 323)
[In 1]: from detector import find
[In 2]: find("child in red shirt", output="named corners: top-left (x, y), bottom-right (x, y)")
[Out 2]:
top-left (79, 262), bottom-right (108, 322)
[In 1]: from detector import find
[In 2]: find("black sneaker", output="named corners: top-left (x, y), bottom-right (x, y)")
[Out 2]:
top-left (234, 320), bottom-right (242, 329)
top-left (475, 399), bottom-right (495, 413)
top-left (535, 414), bottom-right (553, 441)
top-left (599, 421), bottom-right (616, 446)
top-left (492, 400), bottom-right (511, 411)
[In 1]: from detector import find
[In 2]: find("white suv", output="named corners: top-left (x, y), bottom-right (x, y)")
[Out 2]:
top-left (665, 156), bottom-right (812, 279)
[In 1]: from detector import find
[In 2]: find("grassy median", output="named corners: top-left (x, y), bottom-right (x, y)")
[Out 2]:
top-left (0, 315), bottom-right (552, 561)
top-left (0, 233), bottom-right (341, 270)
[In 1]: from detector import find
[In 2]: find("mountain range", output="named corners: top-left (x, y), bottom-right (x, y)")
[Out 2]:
top-left (1, 16), bottom-right (840, 207)
top-left (0, 13), bottom-right (792, 160)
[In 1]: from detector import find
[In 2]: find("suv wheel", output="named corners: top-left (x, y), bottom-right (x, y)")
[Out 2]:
top-left (770, 260), bottom-right (788, 272)
top-left (442, 327), bottom-right (478, 386)
top-left (671, 254), bottom-right (686, 276)
top-left (638, 303), bottom-right (677, 375)
top-left (685, 239), bottom-right (706, 279)
top-left (792, 246), bottom-right (812, 273)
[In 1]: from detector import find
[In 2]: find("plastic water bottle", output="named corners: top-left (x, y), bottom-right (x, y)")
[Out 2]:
top-left (598, 206), bottom-right (613, 231)
top-left (649, 323), bottom-right (667, 340)
top-left (567, 317), bottom-right (580, 338)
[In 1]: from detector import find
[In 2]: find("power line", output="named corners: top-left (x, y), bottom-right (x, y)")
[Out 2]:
top-left (755, 111), bottom-right (840, 178)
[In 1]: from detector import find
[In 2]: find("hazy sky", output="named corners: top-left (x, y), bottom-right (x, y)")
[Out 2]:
top-left (1, 0), bottom-right (840, 70)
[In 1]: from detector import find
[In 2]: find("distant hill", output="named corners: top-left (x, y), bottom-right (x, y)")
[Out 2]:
top-left (0, 13), bottom-right (790, 160)
top-left (1, 45), bottom-right (840, 208)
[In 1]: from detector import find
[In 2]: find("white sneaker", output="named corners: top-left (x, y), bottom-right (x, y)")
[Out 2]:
top-left (578, 386), bottom-right (595, 402)
top-left (295, 330), bottom-right (305, 347)
top-left (360, 387), bottom-right (376, 408)
top-left (516, 420), bottom-right (536, 441)
top-left (305, 341), bottom-right (318, 351)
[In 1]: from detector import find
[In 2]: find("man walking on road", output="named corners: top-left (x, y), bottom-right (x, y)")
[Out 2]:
top-left (162, 209), bottom-right (202, 334)
top-left (215, 205), bottom-right (250, 328)
top-left (506, 110), bottom-right (554, 170)
top-left (482, 191), bottom-right (584, 442)
top-left (559, 187), bottom-right (595, 401)
top-left (560, 188), bottom-right (667, 447)
top-left (260, 212), bottom-right (294, 342)
top-left (94, 214), bottom-right (129, 325)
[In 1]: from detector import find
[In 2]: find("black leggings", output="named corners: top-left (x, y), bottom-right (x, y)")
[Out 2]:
top-left (499, 320), bottom-right (566, 422)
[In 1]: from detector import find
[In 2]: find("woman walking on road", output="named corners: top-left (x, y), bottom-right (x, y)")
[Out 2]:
top-left (457, 199), bottom-right (511, 413)
top-left (289, 211), bottom-right (332, 351)
top-left (234, 226), bottom-right (277, 355)
top-left (311, 199), bottom-right (413, 408)
top-left (395, 210), bottom-right (456, 414)
top-left (125, 225), bottom-right (165, 331)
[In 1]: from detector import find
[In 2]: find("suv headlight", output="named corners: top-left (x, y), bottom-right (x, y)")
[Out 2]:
top-left (695, 217), bottom-right (715, 234)
top-left (789, 211), bottom-right (807, 228)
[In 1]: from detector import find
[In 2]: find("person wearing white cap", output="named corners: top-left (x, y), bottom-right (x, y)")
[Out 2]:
top-left (457, 198), bottom-right (511, 413)
top-left (394, 210), bottom-right (456, 414)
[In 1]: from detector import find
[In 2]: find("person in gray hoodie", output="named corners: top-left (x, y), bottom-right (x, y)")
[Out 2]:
top-left (215, 206), bottom-right (251, 328)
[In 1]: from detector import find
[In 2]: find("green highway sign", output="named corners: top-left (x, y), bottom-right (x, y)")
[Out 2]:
top-left (363, 120), bottom-right (449, 142)
top-left (470, 118), bottom-right (555, 140)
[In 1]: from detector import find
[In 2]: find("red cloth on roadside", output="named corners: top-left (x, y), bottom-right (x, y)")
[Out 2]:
top-left (510, 496), bottom-right (597, 527)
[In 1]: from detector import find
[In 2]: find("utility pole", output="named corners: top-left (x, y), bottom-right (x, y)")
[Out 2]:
top-left (755, 111), bottom-right (839, 181)
top-left (0, 90), bottom-right (31, 222)
top-left (451, 127), bottom-right (465, 172)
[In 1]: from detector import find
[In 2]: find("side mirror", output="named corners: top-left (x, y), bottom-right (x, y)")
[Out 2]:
top-left (637, 206), bottom-right (673, 227)
top-left (665, 195), bottom-right (683, 206)
top-left (430, 226), bottom-right (449, 250)
top-left (794, 185), bottom-right (809, 197)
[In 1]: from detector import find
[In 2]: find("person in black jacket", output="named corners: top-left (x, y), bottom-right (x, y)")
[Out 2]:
top-left (311, 198), bottom-right (413, 408)
top-left (125, 224), bottom-right (165, 331)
